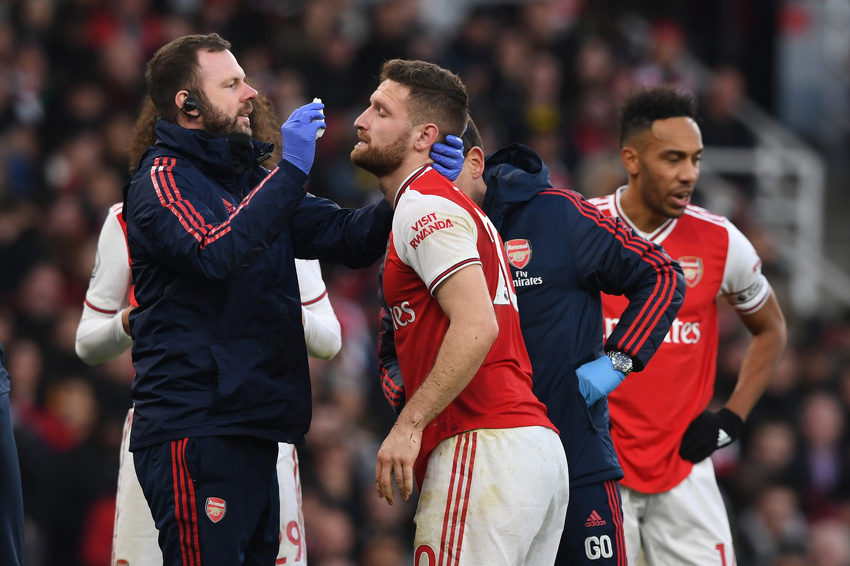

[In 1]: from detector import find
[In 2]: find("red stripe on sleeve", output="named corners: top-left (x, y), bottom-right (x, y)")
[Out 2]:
top-left (84, 300), bottom-right (118, 315)
top-left (148, 158), bottom-right (283, 250)
top-left (428, 258), bottom-right (481, 294)
top-left (547, 190), bottom-right (679, 356)
top-left (302, 290), bottom-right (328, 306)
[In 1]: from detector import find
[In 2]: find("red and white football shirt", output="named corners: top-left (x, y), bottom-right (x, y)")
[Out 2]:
top-left (592, 187), bottom-right (771, 494)
top-left (382, 166), bottom-right (554, 487)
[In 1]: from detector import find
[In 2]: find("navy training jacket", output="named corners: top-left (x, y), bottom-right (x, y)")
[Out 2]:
top-left (379, 144), bottom-right (685, 487)
top-left (125, 119), bottom-right (392, 451)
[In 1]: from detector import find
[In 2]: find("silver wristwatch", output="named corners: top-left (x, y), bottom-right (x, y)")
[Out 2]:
top-left (606, 351), bottom-right (633, 376)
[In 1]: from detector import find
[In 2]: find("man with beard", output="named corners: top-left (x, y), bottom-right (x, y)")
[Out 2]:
top-left (592, 86), bottom-right (787, 565)
top-left (122, 34), bottom-right (392, 565)
top-left (351, 59), bottom-right (568, 566)
top-left (77, 94), bottom-right (342, 566)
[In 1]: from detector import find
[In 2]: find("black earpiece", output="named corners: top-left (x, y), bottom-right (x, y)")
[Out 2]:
top-left (181, 91), bottom-right (202, 117)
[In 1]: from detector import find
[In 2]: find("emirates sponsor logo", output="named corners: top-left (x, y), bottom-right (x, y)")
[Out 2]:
top-left (505, 239), bottom-right (532, 269)
top-left (605, 316), bottom-right (701, 345)
top-left (389, 301), bottom-right (415, 329)
top-left (585, 510), bottom-right (607, 527)
top-left (678, 256), bottom-right (703, 288)
top-left (206, 497), bottom-right (227, 523)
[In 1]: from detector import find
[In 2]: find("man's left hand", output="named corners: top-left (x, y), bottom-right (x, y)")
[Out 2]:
top-left (430, 135), bottom-right (464, 181)
top-left (679, 408), bottom-right (744, 463)
top-left (375, 421), bottom-right (421, 505)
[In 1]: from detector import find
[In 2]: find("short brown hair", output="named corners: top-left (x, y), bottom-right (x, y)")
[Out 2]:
top-left (379, 59), bottom-right (468, 141)
top-left (145, 33), bottom-right (231, 123)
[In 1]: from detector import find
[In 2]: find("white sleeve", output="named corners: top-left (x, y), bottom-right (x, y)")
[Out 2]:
top-left (720, 219), bottom-right (772, 315)
top-left (295, 258), bottom-right (341, 360)
top-left (394, 191), bottom-right (480, 294)
top-left (75, 206), bottom-right (134, 365)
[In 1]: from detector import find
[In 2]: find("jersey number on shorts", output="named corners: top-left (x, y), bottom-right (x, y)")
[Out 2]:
top-left (585, 535), bottom-right (613, 560)
top-left (415, 544), bottom-right (437, 565)
top-left (473, 209), bottom-right (518, 311)
top-left (276, 521), bottom-right (302, 564)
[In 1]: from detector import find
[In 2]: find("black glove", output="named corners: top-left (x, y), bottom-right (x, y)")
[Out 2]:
top-left (678, 408), bottom-right (744, 463)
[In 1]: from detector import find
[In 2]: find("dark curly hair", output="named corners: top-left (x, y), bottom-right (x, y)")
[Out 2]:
top-left (619, 85), bottom-right (697, 147)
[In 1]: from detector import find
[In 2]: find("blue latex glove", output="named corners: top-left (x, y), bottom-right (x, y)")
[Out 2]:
top-left (280, 101), bottom-right (326, 174)
top-left (576, 356), bottom-right (626, 407)
top-left (429, 135), bottom-right (464, 181)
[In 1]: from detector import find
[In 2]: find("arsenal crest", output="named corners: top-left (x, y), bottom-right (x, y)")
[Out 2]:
top-left (505, 239), bottom-right (532, 269)
top-left (206, 497), bottom-right (227, 523)
top-left (678, 256), bottom-right (703, 288)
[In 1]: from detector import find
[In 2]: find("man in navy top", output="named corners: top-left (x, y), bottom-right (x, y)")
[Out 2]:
top-left (123, 33), bottom-right (392, 565)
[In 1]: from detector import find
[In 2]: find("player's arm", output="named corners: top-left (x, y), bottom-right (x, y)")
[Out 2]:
top-left (567, 192), bottom-right (685, 404)
top-left (296, 259), bottom-right (342, 360)
top-left (724, 291), bottom-right (786, 419)
top-left (375, 264), bottom-right (498, 505)
top-left (289, 194), bottom-right (393, 269)
top-left (75, 207), bottom-right (134, 365)
top-left (125, 103), bottom-right (331, 282)
top-left (679, 223), bottom-right (787, 463)
top-left (126, 159), bottom-right (307, 282)
top-left (377, 263), bottom-right (405, 414)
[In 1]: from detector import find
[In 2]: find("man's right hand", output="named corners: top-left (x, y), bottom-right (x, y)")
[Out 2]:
top-left (280, 101), bottom-right (326, 174)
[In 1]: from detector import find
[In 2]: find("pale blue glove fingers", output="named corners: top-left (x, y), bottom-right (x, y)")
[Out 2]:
top-left (576, 356), bottom-right (626, 407)
top-left (576, 374), bottom-right (597, 406)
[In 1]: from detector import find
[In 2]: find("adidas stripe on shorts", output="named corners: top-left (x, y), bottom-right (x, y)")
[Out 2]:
top-left (413, 426), bottom-right (569, 566)
top-left (556, 479), bottom-right (627, 565)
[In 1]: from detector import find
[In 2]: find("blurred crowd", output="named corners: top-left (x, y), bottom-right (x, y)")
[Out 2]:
top-left (0, 1), bottom-right (848, 565)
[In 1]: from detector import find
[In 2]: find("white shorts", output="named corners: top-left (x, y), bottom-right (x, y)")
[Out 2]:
top-left (413, 426), bottom-right (569, 566)
top-left (112, 408), bottom-right (307, 566)
top-left (619, 459), bottom-right (736, 566)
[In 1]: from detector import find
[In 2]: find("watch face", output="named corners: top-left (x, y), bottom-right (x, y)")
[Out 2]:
top-left (609, 352), bottom-right (632, 375)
